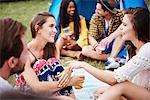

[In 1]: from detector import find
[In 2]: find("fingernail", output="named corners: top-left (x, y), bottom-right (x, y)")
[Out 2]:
top-left (58, 84), bottom-right (61, 87)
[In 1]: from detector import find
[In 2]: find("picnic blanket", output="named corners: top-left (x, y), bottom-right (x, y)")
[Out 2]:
top-left (73, 68), bottom-right (109, 100)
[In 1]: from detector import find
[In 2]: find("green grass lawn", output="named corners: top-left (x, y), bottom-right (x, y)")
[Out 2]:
top-left (1, 0), bottom-right (149, 70)
top-left (1, 0), bottom-right (149, 88)
top-left (0, 0), bottom-right (105, 70)
top-left (0, 0), bottom-right (50, 42)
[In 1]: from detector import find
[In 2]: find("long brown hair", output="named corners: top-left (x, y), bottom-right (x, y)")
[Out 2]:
top-left (0, 18), bottom-right (26, 68)
top-left (125, 8), bottom-right (150, 59)
top-left (30, 12), bottom-right (57, 60)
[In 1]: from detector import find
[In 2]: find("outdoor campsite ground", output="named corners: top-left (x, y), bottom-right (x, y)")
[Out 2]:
top-left (1, 0), bottom-right (150, 85)
top-left (0, 0), bottom-right (104, 85)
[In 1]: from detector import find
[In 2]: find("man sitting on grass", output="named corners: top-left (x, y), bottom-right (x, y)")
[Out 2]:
top-left (0, 18), bottom-right (28, 93)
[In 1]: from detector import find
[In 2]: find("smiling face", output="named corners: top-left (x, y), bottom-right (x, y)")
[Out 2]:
top-left (120, 14), bottom-right (136, 41)
top-left (39, 17), bottom-right (57, 43)
top-left (67, 1), bottom-right (75, 17)
top-left (97, 3), bottom-right (106, 16)
top-left (96, 3), bottom-right (111, 17)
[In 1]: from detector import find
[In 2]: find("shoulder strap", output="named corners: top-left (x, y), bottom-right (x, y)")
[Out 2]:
top-left (28, 49), bottom-right (38, 61)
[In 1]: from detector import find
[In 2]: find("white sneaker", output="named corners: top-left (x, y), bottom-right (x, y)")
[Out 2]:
top-left (105, 61), bottom-right (120, 70)
top-left (118, 58), bottom-right (126, 65)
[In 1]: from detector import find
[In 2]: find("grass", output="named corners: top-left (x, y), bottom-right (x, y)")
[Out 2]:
top-left (61, 56), bottom-right (104, 69)
top-left (0, 0), bottom-right (104, 85)
top-left (1, 0), bottom-right (149, 73)
top-left (0, 0), bottom-right (105, 70)
top-left (1, 0), bottom-right (150, 89)
top-left (0, 0), bottom-right (50, 42)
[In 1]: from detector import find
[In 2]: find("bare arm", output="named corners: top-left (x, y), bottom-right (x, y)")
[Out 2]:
top-left (88, 35), bottom-right (98, 47)
top-left (22, 59), bottom-right (83, 94)
top-left (22, 59), bottom-right (74, 94)
top-left (99, 24), bottom-right (123, 48)
top-left (22, 63), bottom-right (63, 94)
top-left (68, 61), bottom-right (117, 85)
top-left (108, 25), bottom-right (122, 40)
top-left (80, 62), bottom-right (117, 85)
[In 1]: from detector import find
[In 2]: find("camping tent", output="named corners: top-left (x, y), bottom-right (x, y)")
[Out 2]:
top-left (119, 0), bottom-right (148, 10)
top-left (48, 0), bottom-right (97, 32)
top-left (48, 0), bottom-right (148, 34)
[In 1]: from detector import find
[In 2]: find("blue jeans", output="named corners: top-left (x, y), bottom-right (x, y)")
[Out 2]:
top-left (104, 39), bottom-right (127, 59)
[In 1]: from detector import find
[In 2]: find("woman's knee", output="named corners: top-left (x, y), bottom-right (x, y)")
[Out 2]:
top-left (98, 85), bottom-right (125, 100)
top-left (111, 85), bottom-right (124, 94)
top-left (105, 84), bottom-right (125, 96)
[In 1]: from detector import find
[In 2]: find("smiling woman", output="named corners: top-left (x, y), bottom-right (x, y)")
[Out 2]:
top-left (68, 8), bottom-right (150, 100)
top-left (28, 12), bottom-right (59, 66)
top-left (14, 12), bottom-right (84, 99)
top-left (57, 0), bottom-right (88, 60)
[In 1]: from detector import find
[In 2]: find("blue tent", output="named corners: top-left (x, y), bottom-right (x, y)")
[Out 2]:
top-left (48, 0), bottom-right (97, 31)
top-left (48, 0), bottom-right (62, 28)
top-left (120, 0), bottom-right (148, 10)
top-left (48, 0), bottom-right (148, 34)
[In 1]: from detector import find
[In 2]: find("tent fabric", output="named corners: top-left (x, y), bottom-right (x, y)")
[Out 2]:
top-left (119, 0), bottom-right (148, 10)
top-left (48, 0), bottom-right (62, 28)
top-left (49, 0), bottom-right (148, 26)
top-left (48, 0), bottom-right (97, 29)
top-left (48, 0), bottom-right (148, 36)
top-left (75, 0), bottom-right (97, 21)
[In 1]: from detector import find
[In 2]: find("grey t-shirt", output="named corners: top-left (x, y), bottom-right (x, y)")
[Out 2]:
top-left (0, 76), bottom-right (14, 94)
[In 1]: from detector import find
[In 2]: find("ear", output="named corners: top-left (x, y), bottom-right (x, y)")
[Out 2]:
top-left (7, 57), bottom-right (19, 69)
top-left (35, 25), bottom-right (40, 32)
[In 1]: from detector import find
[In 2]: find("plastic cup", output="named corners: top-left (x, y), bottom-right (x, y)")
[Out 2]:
top-left (74, 76), bottom-right (85, 89)
top-left (96, 44), bottom-right (105, 54)
top-left (98, 47), bottom-right (105, 51)
top-left (98, 44), bottom-right (105, 51)
top-left (73, 69), bottom-right (85, 90)
top-left (63, 27), bottom-right (70, 36)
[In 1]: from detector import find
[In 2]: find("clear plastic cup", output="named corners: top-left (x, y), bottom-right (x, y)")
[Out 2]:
top-left (96, 44), bottom-right (105, 54)
top-left (73, 69), bottom-right (85, 89)
top-left (98, 44), bottom-right (105, 51)
top-left (98, 47), bottom-right (105, 51)
top-left (74, 76), bottom-right (85, 89)
top-left (63, 27), bottom-right (70, 36)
